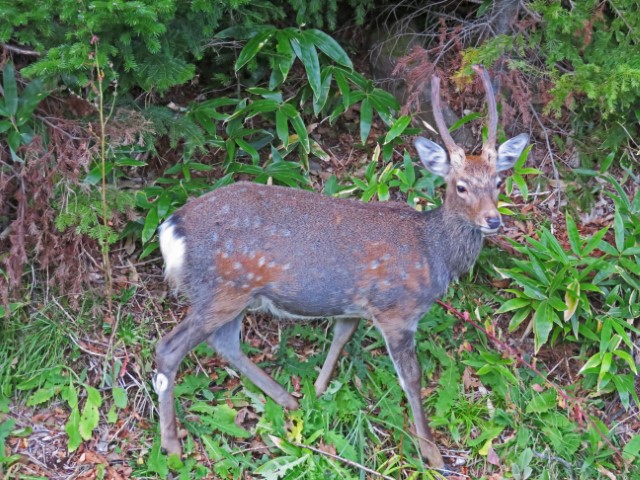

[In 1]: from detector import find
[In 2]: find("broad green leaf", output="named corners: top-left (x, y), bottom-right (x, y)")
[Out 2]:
top-left (191, 403), bottom-right (251, 438)
top-left (115, 157), bottom-right (147, 167)
top-left (579, 352), bottom-right (603, 374)
top-left (598, 352), bottom-right (613, 386)
top-left (254, 454), bottom-right (309, 478)
top-left (16, 79), bottom-right (47, 122)
top-left (139, 241), bottom-right (158, 260)
top-left (526, 390), bottom-right (556, 414)
top-left (235, 138), bottom-right (260, 164)
top-left (7, 130), bottom-right (21, 151)
top-left (312, 68), bottom-right (332, 116)
top-left (147, 436), bottom-right (169, 476)
top-left (613, 349), bottom-right (638, 374)
top-left (3, 62), bottom-right (18, 116)
top-left (496, 297), bottom-right (530, 313)
top-left (84, 162), bottom-right (114, 185)
top-left (508, 307), bottom-right (531, 332)
top-left (304, 29), bottom-right (353, 68)
top-left (295, 34), bottom-right (321, 98)
top-left (113, 386), bottom-right (128, 409)
top-left (513, 174), bottom-right (529, 201)
top-left (564, 282), bottom-right (580, 321)
top-left (156, 193), bottom-right (171, 218)
top-left (142, 205), bottom-right (159, 244)
top-left (215, 25), bottom-right (271, 40)
top-left (623, 435), bottom-right (640, 461)
top-left (107, 405), bottom-right (118, 423)
top-left (378, 182), bottom-right (389, 201)
top-left (582, 226), bottom-right (609, 256)
top-left (533, 301), bottom-right (554, 352)
top-left (79, 401), bottom-right (99, 441)
top-left (288, 113), bottom-right (309, 153)
top-left (275, 109), bottom-right (289, 147)
top-left (619, 257), bottom-right (640, 276)
top-left (384, 115), bottom-right (411, 144)
top-left (245, 99), bottom-right (280, 119)
top-left (235, 29), bottom-right (276, 71)
top-left (333, 69), bottom-right (350, 108)
top-left (402, 152), bottom-right (415, 185)
top-left (79, 387), bottom-right (101, 441)
top-left (27, 387), bottom-right (57, 406)
top-left (276, 31), bottom-right (296, 80)
top-left (66, 407), bottom-right (82, 452)
top-left (448, 111), bottom-right (482, 133)
top-left (66, 381), bottom-right (78, 409)
top-left (614, 209), bottom-right (625, 252)
top-left (540, 228), bottom-right (569, 264)
top-left (565, 213), bottom-right (581, 255)
top-left (600, 151), bottom-right (615, 173)
top-left (359, 97), bottom-right (372, 144)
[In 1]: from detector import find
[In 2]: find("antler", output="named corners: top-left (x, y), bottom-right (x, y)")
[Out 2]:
top-left (431, 74), bottom-right (465, 167)
top-left (472, 64), bottom-right (498, 160)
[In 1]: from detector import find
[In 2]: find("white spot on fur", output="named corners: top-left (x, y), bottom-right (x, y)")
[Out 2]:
top-left (258, 256), bottom-right (266, 267)
top-left (159, 221), bottom-right (186, 288)
top-left (233, 262), bottom-right (242, 270)
top-left (153, 373), bottom-right (168, 393)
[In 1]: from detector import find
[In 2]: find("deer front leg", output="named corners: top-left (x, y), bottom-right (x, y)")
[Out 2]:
top-left (377, 321), bottom-right (445, 469)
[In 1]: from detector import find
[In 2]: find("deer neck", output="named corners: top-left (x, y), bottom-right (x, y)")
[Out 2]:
top-left (424, 205), bottom-right (484, 282)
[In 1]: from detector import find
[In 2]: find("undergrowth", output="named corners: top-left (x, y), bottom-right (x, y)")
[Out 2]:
top-left (1, 1), bottom-right (640, 479)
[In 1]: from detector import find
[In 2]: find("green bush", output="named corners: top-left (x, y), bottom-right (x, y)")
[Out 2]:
top-left (3, 0), bottom-right (375, 94)
top-left (461, 1), bottom-right (640, 170)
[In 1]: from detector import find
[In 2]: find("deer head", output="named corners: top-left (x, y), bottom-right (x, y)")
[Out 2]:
top-left (414, 65), bottom-right (529, 235)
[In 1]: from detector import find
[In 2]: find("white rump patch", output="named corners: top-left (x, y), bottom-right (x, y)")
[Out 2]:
top-left (158, 220), bottom-right (186, 287)
top-left (153, 373), bottom-right (168, 393)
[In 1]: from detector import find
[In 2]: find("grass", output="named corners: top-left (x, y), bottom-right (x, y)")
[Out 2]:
top-left (1, 257), bottom-right (638, 479)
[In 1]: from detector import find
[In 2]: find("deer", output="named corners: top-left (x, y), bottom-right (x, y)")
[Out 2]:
top-left (153, 64), bottom-right (529, 469)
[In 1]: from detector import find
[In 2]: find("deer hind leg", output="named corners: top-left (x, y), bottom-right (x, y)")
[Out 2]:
top-left (375, 318), bottom-right (445, 469)
top-left (208, 313), bottom-right (299, 410)
top-left (314, 317), bottom-right (360, 396)
top-left (155, 310), bottom-right (221, 456)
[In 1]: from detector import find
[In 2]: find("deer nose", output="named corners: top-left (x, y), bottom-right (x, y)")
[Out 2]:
top-left (486, 216), bottom-right (501, 230)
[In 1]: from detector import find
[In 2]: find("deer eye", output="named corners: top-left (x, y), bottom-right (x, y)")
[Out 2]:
top-left (496, 178), bottom-right (503, 189)
top-left (456, 184), bottom-right (468, 194)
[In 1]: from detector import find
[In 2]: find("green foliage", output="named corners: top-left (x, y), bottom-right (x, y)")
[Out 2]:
top-left (55, 184), bottom-right (135, 249)
top-left (134, 26), bottom-right (401, 250)
top-left (462, 1), bottom-right (640, 169)
top-left (0, 62), bottom-right (48, 162)
top-left (5, 0), bottom-right (374, 94)
top-left (495, 176), bottom-right (640, 403)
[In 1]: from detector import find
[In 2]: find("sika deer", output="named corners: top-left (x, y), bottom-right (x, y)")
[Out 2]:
top-left (154, 65), bottom-right (528, 468)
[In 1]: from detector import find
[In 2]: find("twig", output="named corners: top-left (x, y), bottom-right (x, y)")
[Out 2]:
top-left (435, 299), bottom-right (624, 462)
top-left (292, 442), bottom-right (395, 480)
top-left (1, 43), bottom-right (40, 56)
top-left (530, 104), bottom-right (561, 210)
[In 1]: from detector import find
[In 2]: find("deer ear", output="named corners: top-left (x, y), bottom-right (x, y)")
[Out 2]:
top-left (497, 133), bottom-right (529, 172)
top-left (414, 137), bottom-right (450, 177)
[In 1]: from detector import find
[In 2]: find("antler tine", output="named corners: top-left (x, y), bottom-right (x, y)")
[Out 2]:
top-left (431, 74), bottom-right (464, 165)
top-left (472, 65), bottom-right (498, 157)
